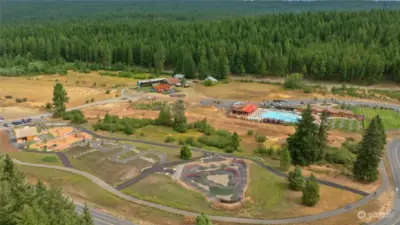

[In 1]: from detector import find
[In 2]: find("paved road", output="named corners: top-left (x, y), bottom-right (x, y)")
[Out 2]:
top-left (371, 140), bottom-right (400, 225)
top-left (11, 155), bottom-right (390, 224)
top-left (75, 204), bottom-right (137, 225)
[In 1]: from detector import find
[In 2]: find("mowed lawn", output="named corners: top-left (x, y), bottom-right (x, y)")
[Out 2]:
top-left (5, 152), bottom-right (63, 166)
top-left (352, 107), bottom-right (400, 130)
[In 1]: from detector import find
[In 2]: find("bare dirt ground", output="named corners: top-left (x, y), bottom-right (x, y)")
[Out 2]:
top-left (0, 71), bottom-right (139, 110)
top-left (32, 126), bottom-right (92, 151)
top-left (0, 106), bottom-right (42, 120)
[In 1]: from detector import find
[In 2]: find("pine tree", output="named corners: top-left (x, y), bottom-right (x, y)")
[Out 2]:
top-left (182, 53), bottom-right (196, 79)
top-left (52, 83), bottom-right (69, 118)
top-left (288, 166), bottom-right (304, 191)
top-left (197, 52), bottom-right (209, 80)
top-left (231, 132), bottom-right (240, 151)
top-left (154, 42), bottom-right (165, 75)
top-left (1, 154), bottom-right (15, 181)
top-left (196, 212), bottom-right (213, 225)
top-left (353, 118), bottom-right (382, 182)
top-left (374, 115), bottom-right (386, 153)
top-left (217, 53), bottom-right (229, 80)
top-left (173, 100), bottom-right (187, 133)
top-left (316, 110), bottom-right (329, 160)
top-left (156, 104), bottom-right (172, 126)
top-left (180, 145), bottom-right (192, 160)
top-left (302, 173), bottom-right (320, 206)
top-left (287, 105), bottom-right (319, 165)
top-left (81, 204), bottom-right (93, 225)
top-left (280, 147), bottom-right (291, 171)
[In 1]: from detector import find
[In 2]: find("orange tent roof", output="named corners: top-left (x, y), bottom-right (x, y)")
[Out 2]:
top-left (242, 104), bottom-right (257, 113)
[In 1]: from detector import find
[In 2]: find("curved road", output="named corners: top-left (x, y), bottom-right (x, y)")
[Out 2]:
top-left (10, 143), bottom-right (393, 225)
top-left (3, 95), bottom-right (400, 224)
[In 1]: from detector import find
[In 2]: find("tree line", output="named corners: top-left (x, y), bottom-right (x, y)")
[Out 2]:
top-left (0, 155), bottom-right (93, 225)
top-left (2, 10), bottom-right (400, 83)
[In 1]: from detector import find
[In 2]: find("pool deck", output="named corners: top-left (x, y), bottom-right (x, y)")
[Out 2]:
top-left (248, 108), bottom-right (300, 123)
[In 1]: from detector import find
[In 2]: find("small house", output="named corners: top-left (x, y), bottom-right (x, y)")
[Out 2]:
top-left (153, 84), bottom-right (171, 93)
top-left (205, 76), bottom-right (218, 83)
top-left (174, 74), bottom-right (185, 79)
top-left (137, 78), bottom-right (167, 87)
top-left (14, 126), bottom-right (38, 142)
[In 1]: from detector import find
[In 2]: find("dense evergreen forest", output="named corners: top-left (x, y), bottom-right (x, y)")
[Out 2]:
top-left (3, 1), bottom-right (399, 24)
top-left (2, 2), bottom-right (400, 83)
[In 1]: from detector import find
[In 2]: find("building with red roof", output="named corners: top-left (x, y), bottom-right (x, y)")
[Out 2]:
top-left (231, 103), bottom-right (257, 115)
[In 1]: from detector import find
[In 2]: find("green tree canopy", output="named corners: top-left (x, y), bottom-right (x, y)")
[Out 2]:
top-left (288, 166), bottom-right (304, 191)
top-left (287, 105), bottom-right (321, 166)
top-left (301, 173), bottom-right (320, 206)
top-left (0, 155), bottom-right (93, 225)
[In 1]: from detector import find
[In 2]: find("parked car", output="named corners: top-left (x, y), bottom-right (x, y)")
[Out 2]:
top-left (4, 123), bottom-right (11, 127)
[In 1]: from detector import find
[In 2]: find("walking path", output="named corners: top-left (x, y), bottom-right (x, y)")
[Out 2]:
top-left (3, 96), bottom-right (400, 224)
top-left (11, 155), bottom-right (389, 224)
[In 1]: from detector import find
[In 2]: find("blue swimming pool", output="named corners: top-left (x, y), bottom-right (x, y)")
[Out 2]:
top-left (261, 111), bottom-right (300, 123)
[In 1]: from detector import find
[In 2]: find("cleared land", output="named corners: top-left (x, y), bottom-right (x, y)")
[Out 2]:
top-left (192, 82), bottom-right (325, 102)
top-left (352, 107), bottom-right (400, 130)
top-left (0, 70), bottom-right (140, 110)
top-left (65, 146), bottom-right (154, 186)
top-left (122, 162), bottom-right (361, 219)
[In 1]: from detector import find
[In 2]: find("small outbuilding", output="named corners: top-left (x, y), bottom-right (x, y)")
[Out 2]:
top-left (14, 126), bottom-right (38, 142)
top-left (205, 76), bottom-right (218, 83)
top-left (174, 74), bottom-right (185, 79)
top-left (167, 78), bottom-right (181, 86)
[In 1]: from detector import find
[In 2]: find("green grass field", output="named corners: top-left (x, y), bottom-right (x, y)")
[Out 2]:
top-left (352, 107), bottom-right (400, 130)
top-left (329, 118), bottom-right (361, 133)
top-left (122, 162), bottom-right (290, 218)
top-left (16, 166), bottom-right (183, 225)
top-left (5, 152), bottom-right (63, 166)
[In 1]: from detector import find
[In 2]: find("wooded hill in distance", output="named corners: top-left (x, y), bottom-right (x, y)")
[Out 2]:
top-left (1, 3), bottom-right (400, 84)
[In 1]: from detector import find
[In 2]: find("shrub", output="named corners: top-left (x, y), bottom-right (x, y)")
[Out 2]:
top-left (203, 79), bottom-right (214, 87)
top-left (255, 134), bottom-right (266, 143)
top-left (118, 71), bottom-right (133, 78)
top-left (197, 130), bottom-right (233, 149)
top-left (15, 97), bottom-right (28, 103)
top-left (253, 145), bottom-right (273, 156)
top-left (124, 125), bottom-right (134, 135)
top-left (302, 174), bottom-right (320, 206)
top-left (247, 130), bottom-right (254, 136)
top-left (180, 145), bottom-right (192, 160)
top-left (63, 110), bottom-right (87, 125)
top-left (302, 86), bottom-right (313, 94)
top-left (164, 136), bottom-right (175, 143)
top-left (284, 73), bottom-right (304, 89)
top-left (288, 166), bottom-right (304, 191)
top-left (105, 90), bottom-right (110, 94)
top-left (5, 95), bottom-right (13, 99)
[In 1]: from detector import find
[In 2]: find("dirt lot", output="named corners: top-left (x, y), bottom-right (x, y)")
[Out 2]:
top-left (31, 127), bottom-right (92, 151)
top-left (0, 106), bottom-right (42, 120)
top-left (0, 70), bottom-right (140, 109)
